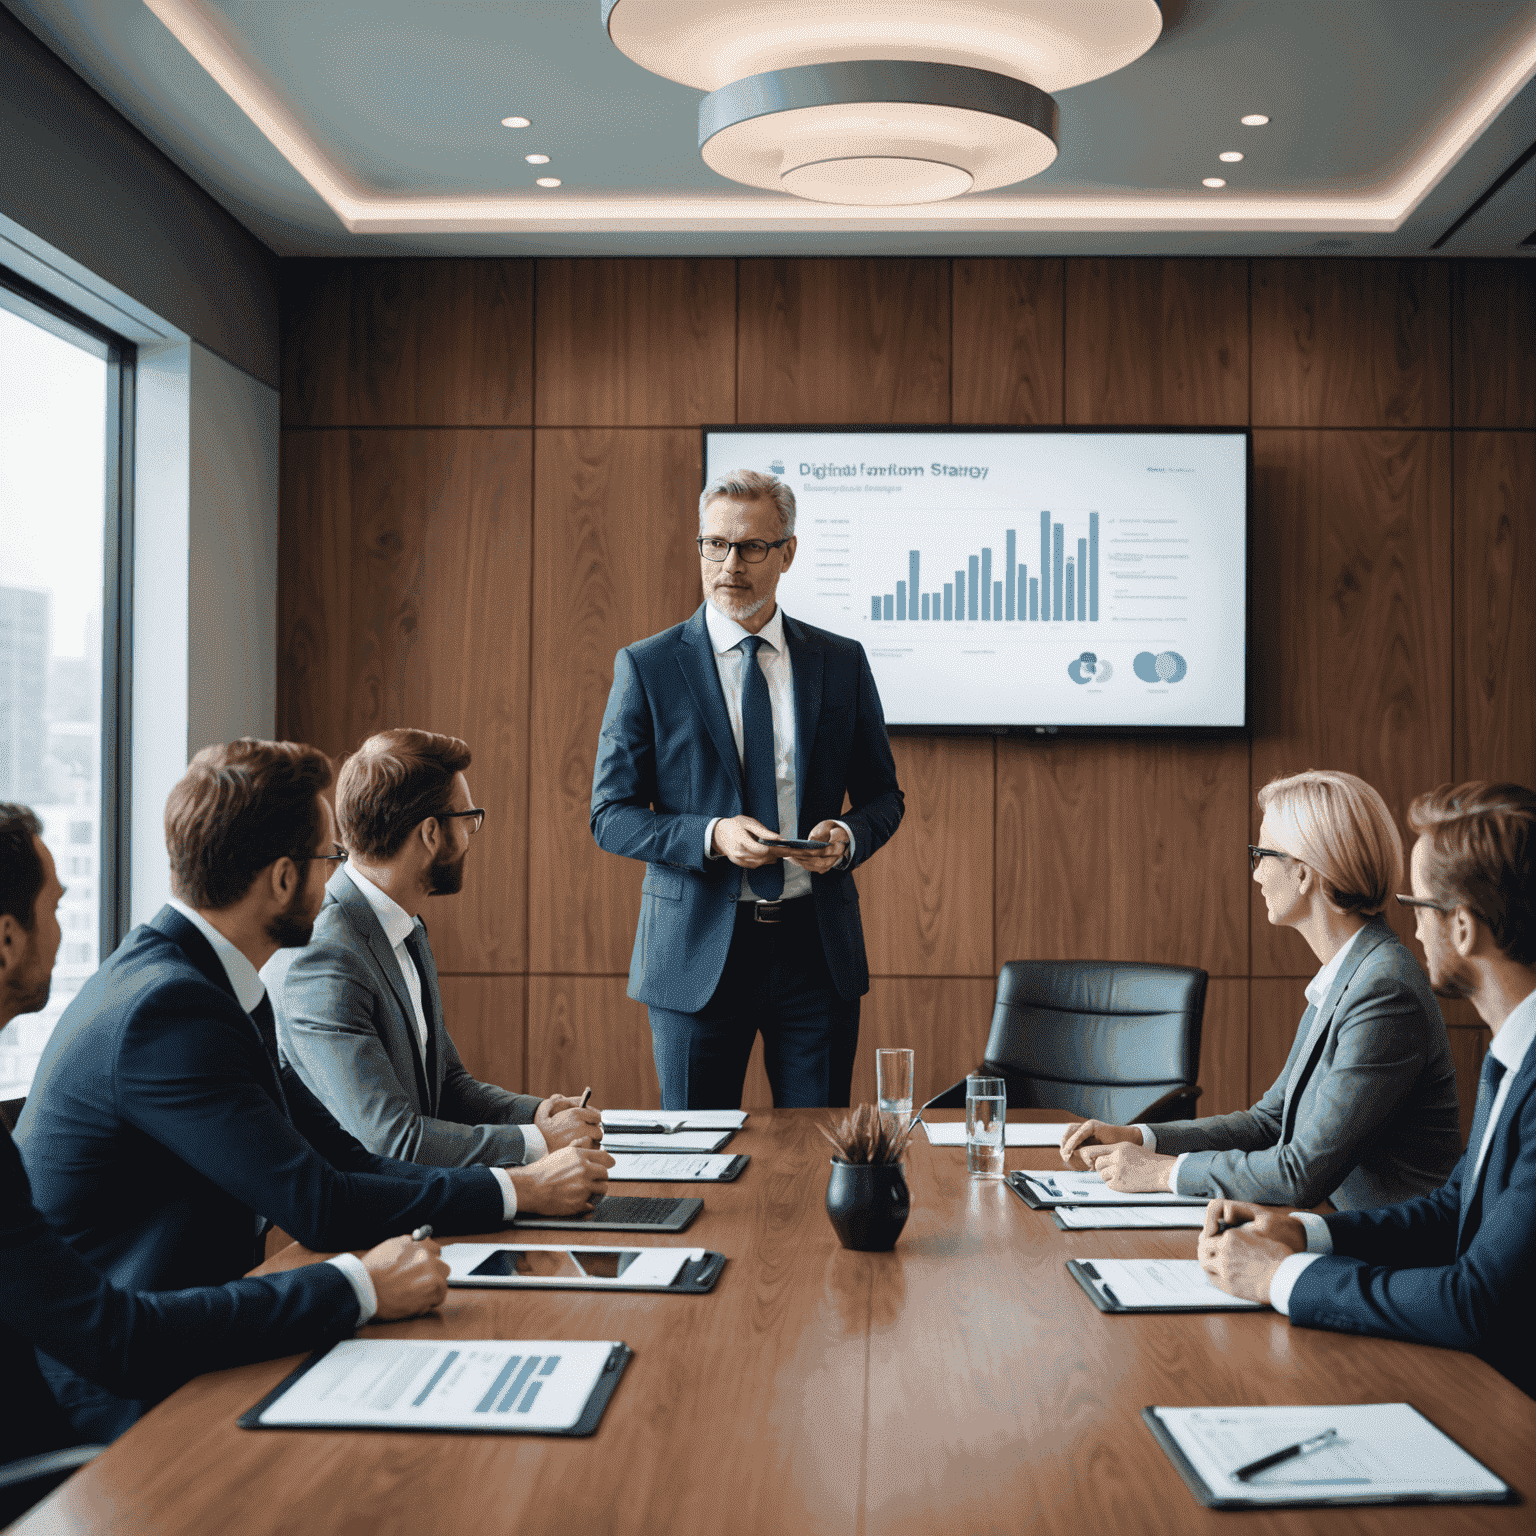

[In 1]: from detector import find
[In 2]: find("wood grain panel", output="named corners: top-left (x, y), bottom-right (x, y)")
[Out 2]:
top-left (1447, 1025), bottom-right (1493, 1149)
top-left (737, 258), bottom-right (950, 423)
top-left (1453, 260), bottom-right (1536, 428)
top-left (1249, 976), bottom-right (1308, 1105)
top-left (1252, 259), bottom-right (1450, 428)
top-left (1199, 976), bottom-right (1249, 1117)
top-left (282, 259), bottom-right (533, 427)
top-left (951, 258), bottom-right (1064, 425)
top-left (526, 975), bottom-right (657, 1109)
top-left (1063, 258), bottom-right (1248, 425)
top-left (848, 976), bottom-right (1000, 1108)
top-left (1250, 429), bottom-right (1452, 971)
top-left (535, 259), bottom-right (735, 426)
top-left (529, 429), bottom-right (703, 973)
top-left (857, 736), bottom-right (994, 977)
top-left (1453, 431), bottom-right (1536, 784)
top-left (438, 975), bottom-right (527, 1095)
top-left (994, 736), bottom-right (1249, 975)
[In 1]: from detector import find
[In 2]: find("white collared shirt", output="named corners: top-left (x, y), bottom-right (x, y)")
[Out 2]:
top-left (700, 600), bottom-right (853, 898)
top-left (341, 863), bottom-right (547, 1166)
top-left (1141, 923), bottom-right (1374, 1192)
top-left (1269, 984), bottom-right (1536, 1316)
top-left (168, 897), bottom-right (379, 1325)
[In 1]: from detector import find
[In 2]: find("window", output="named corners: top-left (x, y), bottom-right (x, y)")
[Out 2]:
top-left (0, 275), bottom-right (132, 1098)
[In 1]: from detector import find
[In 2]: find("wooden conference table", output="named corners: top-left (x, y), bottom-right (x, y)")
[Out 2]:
top-left (15, 1110), bottom-right (1536, 1536)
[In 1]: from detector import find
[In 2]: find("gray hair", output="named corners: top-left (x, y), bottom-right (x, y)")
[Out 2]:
top-left (699, 469), bottom-right (796, 538)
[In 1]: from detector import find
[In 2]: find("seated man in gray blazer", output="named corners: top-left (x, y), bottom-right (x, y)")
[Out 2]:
top-left (1061, 770), bottom-right (1460, 1210)
top-left (266, 728), bottom-right (603, 1173)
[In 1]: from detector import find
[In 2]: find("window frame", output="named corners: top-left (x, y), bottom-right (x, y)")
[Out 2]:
top-left (0, 267), bottom-right (135, 962)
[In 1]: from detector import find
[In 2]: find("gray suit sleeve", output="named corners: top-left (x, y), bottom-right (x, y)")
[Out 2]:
top-left (277, 944), bottom-right (535, 1169)
top-left (1171, 972), bottom-right (1434, 1207)
top-left (437, 1032), bottom-right (541, 1130)
top-left (1152, 1070), bottom-right (1289, 1156)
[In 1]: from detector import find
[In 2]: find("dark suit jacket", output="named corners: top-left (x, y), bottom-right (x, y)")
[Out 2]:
top-left (1153, 920), bottom-right (1460, 1209)
top-left (1, 1126), bottom-right (357, 1456)
top-left (267, 868), bottom-right (541, 1167)
top-left (1288, 1034), bottom-right (1536, 1399)
top-left (591, 604), bottom-right (904, 1012)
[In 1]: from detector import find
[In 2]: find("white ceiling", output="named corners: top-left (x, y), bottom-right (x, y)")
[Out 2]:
top-left (9, 0), bottom-right (1536, 257)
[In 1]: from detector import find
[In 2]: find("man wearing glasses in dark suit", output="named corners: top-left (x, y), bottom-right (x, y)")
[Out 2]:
top-left (266, 729), bottom-right (609, 1195)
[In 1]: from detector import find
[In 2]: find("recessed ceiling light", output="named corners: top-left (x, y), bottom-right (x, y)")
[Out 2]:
top-left (1202, 177), bottom-right (1226, 188)
top-left (525, 153), bottom-right (551, 164)
top-left (1219, 151), bottom-right (1243, 163)
top-left (1240, 113), bottom-right (1269, 126)
top-left (501, 116), bottom-right (531, 128)
top-left (535, 177), bottom-right (562, 188)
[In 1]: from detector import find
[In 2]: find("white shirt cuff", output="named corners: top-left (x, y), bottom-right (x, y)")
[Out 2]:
top-left (520, 1123), bottom-right (547, 1163)
top-left (704, 818), bottom-right (721, 860)
top-left (1296, 1211), bottom-right (1334, 1254)
top-left (1269, 1252), bottom-right (1326, 1316)
top-left (1169, 1151), bottom-right (1191, 1194)
top-left (491, 1166), bottom-right (519, 1220)
top-left (832, 820), bottom-right (855, 868)
top-left (1135, 1124), bottom-right (1156, 1153)
top-left (327, 1252), bottom-right (377, 1327)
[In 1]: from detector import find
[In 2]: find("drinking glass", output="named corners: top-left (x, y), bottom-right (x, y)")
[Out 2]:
top-left (876, 1048), bottom-right (914, 1136)
top-left (966, 1075), bottom-right (1006, 1177)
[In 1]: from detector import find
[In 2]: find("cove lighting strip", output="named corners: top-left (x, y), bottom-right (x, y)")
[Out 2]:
top-left (144, 0), bottom-right (1536, 235)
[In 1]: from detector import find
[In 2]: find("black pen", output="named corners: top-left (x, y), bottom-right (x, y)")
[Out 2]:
top-left (578, 1086), bottom-right (592, 1109)
top-left (1216, 1217), bottom-right (1252, 1234)
top-left (1232, 1427), bottom-right (1338, 1482)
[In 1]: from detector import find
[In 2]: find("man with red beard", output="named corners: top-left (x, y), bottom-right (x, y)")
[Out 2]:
top-left (267, 729), bottom-right (608, 1180)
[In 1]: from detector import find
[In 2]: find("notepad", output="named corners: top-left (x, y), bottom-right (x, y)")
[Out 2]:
top-left (1145, 1404), bottom-right (1511, 1508)
top-left (241, 1339), bottom-right (630, 1436)
top-left (1054, 1205), bottom-right (1209, 1230)
top-left (607, 1152), bottom-right (745, 1181)
top-left (922, 1121), bottom-right (1073, 1147)
top-left (1069, 1259), bottom-right (1265, 1312)
top-left (1012, 1170), bottom-right (1206, 1205)
top-left (601, 1130), bottom-right (734, 1153)
top-left (602, 1109), bottom-right (748, 1131)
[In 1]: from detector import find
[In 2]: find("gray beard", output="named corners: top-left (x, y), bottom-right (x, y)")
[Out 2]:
top-left (710, 590), bottom-right (770, 623)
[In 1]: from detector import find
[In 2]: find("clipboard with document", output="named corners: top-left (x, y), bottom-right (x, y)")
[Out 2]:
top-left (1008, 1169), bottom-right (1206, 1208)
top-left (1067, 1258), bottom-right (1265, 1313)
top-left (445, 1243), bottom-right (725, 1293)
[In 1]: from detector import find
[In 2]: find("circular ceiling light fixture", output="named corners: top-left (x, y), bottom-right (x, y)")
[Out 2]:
top-left (501, 116), bottom-right (531, 128)
top-left (1202, 177), bottom-right (1226, 188)
top-left (1240, 113), bottom-right (1270, 126)
top-left (1219, 150), bottom-right (1243, 162)
top-left (603, 0), bottom-right (1162, 205)
top-left (526, 153), bottom-right (551, 164)
top-left (536, 177), bottom-right (562, 187)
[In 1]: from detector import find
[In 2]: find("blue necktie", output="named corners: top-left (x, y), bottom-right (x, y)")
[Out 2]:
top-left (1459, 1050), bottom-right (1507, 1240)
top-left (739, 634), bottom-right (784, 900)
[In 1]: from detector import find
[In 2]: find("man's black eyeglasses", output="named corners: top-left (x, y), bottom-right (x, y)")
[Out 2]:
top-left (1396, 894), bottom-right (1455, 914)
top-left (697, 536), bottom-right (791, 564)
top-left (1248, 845), bottom-right (1291, 872)
top-left (292, 843), bottom-right (347, 866)
top-left (438, 808), bottom-right (486, 834)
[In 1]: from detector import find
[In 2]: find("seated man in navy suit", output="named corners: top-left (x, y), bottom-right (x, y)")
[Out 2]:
top-left (17, 740), bottom-right (610, 1439)
top-left (591, 469), bottom-right (904, 1109)
top-left (1200, 781), bottom-right (1536, 1399)
top-left (267, 727), bottom-right (602, 1167)
top-left (0, 802), bottom-right (448, 1517)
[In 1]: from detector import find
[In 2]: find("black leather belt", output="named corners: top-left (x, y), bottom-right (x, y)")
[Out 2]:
top-left (740, 895), bottom-right (812, 924)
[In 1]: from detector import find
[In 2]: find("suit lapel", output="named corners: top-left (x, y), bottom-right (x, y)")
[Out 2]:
top-left (1459, 1050), bottom-right (1536, 1252)
top-left (784, 615), bottom-right (822, 833)
top-left (1281, 919), bottom-right (1395, 1139)
top-left (676, 604), bottom-right (743, 798)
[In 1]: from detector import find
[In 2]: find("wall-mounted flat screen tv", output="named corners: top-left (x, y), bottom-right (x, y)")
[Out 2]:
top-left (704, 427), bottom-right (1249, 733)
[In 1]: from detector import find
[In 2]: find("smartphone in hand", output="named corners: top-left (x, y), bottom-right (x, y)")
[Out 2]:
top-left (750, 833), bottom-right (832, 852)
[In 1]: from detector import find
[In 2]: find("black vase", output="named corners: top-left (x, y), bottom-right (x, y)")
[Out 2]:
top-left (825, 1159), bottom-right (910, 1251)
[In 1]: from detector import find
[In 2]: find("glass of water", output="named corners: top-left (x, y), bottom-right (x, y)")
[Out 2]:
top-left (876, 1048), bottom-right (914, 1136)
top-left (966, 1075), bottom-right (1006, 1177)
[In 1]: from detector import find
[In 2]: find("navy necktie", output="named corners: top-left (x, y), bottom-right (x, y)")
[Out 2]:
top-left (739, 634), bottom-right (784, 900)
top-left (249, 993), bottom-right (289, 1120)
top-left (402, 924), bottom-right (441, 1113)
top-left (1458, 1049), bottom-right (1507, 1242)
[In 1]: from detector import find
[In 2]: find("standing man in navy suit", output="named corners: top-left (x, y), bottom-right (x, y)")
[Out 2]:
top-left (1200, 782), bottom-right (1536, 1399)
top-left (592, 470), bottom-right (904, 1110)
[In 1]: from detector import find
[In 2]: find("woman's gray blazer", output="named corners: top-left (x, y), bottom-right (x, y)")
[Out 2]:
top-left (1155, 917), bottom-right (1460, 1210)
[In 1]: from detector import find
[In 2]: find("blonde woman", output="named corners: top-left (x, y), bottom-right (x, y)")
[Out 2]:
top-left (1061, 770), bottom-right (1460, 1210)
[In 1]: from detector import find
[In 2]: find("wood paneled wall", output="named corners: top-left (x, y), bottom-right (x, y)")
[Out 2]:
top-left (279, 257), bottom-right (1535, 1134)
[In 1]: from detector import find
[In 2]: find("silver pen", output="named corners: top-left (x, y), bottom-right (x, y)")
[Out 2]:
top-left (411, 1225), bottom-right (433, 1241)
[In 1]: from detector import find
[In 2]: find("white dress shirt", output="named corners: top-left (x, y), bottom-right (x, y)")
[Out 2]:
top-left (1269, 983), bottom-right (1536, 1315)
top-left (168, 897), bottom-right (379, 1324)
top-left (1140, 925), bottom-right (1372, 1194)
top-left (341, 863), bottom-right (546, 1165)
top-left (700, 600), bottom-right (853, 899)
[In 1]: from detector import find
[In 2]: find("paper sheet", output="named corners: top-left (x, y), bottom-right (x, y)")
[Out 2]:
top-left (1020, 1171), bottom-right (1205, 1205)
top-left (256, 1340), bottom-right (619, 1431)
top-left (923, 1122), bottom-right (1073, 1147)
top-left (602, 1110), bottom-right (748, 1131)
top-left (601, 1131), bottom-right (733, 1153)
top-left (607, 1152), bottom-right (739, 1181)
top-left (1153, 1403), bottom-right (1508, 1504)
top-left (1056, 1206), bottom-right (1208, 1229)
top-left (1082, 1259), bottom-right (1264, 1310)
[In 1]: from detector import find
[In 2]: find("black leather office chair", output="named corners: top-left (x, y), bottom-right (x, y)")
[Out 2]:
top-left (932, 961), bottom-right (1207, 1123)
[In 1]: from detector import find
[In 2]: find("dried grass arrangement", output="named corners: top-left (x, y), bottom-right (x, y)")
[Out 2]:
top-left (819, 1103), bottom-right (917, 1165)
